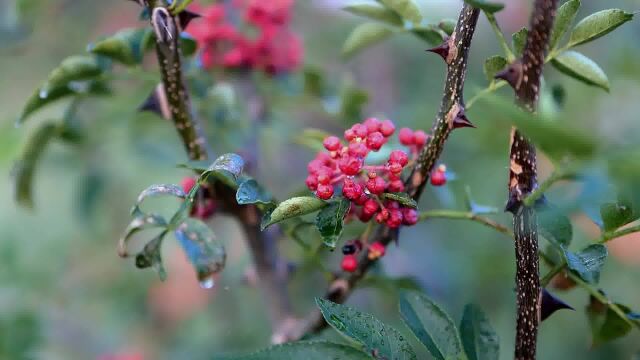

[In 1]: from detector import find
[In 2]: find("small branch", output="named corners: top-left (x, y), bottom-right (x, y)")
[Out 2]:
top-left (599, 224), bottom-right (640, 244)
top-left (522, 166), bottom-right (577, 207)
top-left (419, 209), bottom-right (512, 235)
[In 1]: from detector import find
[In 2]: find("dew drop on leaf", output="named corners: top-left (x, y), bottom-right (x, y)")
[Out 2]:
top-left (199, 275), bottom-right (215, 289)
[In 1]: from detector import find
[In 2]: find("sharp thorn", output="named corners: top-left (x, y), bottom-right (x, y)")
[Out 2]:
top-left (540, 288), bottom-right (574, 322)
top-left (426, 42), bottom-right (449, 62)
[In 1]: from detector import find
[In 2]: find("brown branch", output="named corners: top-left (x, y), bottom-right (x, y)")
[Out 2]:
top-left (142, 0), bottom-right (293, 335)
top-left (274, 4), bottom-right (481, 342)
top-left (495, 1), bottom-right (558, 359)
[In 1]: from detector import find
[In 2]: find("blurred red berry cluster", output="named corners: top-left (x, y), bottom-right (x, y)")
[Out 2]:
top-left (187, 0), bottom-right (303, 75)
top-left (306, 117), bottom-right (440, 229)
top-left (181, 177), bottom-right (217, 220)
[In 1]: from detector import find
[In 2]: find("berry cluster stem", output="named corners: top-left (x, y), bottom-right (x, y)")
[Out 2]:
top-left (274, 3), bottom-right (481, 342)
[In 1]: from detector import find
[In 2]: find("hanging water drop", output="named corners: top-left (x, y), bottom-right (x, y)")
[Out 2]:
top-left (199, 275), bottom-right (215, 289)
top-left (39, 89), bottom-right (48, 99)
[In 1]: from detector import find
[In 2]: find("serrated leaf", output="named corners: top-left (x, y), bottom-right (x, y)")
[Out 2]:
top-left (217, 341), bottom-right (372, 360)
top-left (118, 213), bottom-right (168, 257)
top-left (316, 298), bottom-right (417, 360)
top-left (132, 184), bottom-right (186, 214)
top-left (88, 27), bottom-right (151, 65)
top-left (483, 55), bottom-right (508, 83)
top-left (236, 178), bottom-right (273, 205)
top-left (600, 201), bottom-right (634, 232)
top-left (551, 50), bottom-right (609, 91)
top-left (549, 0), bottom-right (581, 50)
top-left (380, 0), bottom-right (422, 23)
top-left (262, 196), bottom-right (328, 230)
top-left (512, 28), bottom-right (528, 57)
top-left (39, 55), bottom-right (105, 98)
top-left (537, 203), bottom-right (573, 247)
top-left (12, 122), bottom-right (61, 208)
top-left (19, 80), bottom-right (111, 124)
top-left (343, 3), bottom-right (403, 26)
top-left (568, 9), bottom-right (633, 47)
top-left (342, 22), bottom-right (394, 58)
top-left (460, 304), bottom-right (499, 360)
top-left (463, 0), bottom-right (504, 14)
top-left (383, 193), bottom-right (418, 209)
top-left (563, 244), bottom-right (607, 284)
top-left (316, 198), bottom-right (351, 248)
top-left (438, 19), bottom-right (456, 36)
top-left (174, 218), bottom-right (226, 288)
top-left (134, 230), bottom-right (168, 281)
top-left (411, 26), bottom-right (445, 46)
top-left (399, 291), bottom-right (466, 360)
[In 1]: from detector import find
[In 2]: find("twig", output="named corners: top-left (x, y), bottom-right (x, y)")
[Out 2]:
top-left (496, 1), bottom-right (558, 358)
top-left (419, 209), bottom-right (512, 235)
top-left (274, 4), bottom-right (481, 342)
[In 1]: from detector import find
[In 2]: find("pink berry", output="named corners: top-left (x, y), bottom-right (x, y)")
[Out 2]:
top-left (358, 209), bottom-right (374, 222)
top-left (307, 159), bottom-right (323, 174)
top-left (316, 184), bottom-right (334, 200)
top-left (375, 208), bottom-right (390, 223)
top-left (348, 142), bottom-right (369, 157)
top-left (363, 117), bottom-right (381, 133)
top-left (402, 208), bottom-right (418, 225)
top-left (368, 242), bottom-right (386, 260)
top-left (413, 130), bottom-right (428, 147)
top-left (363, 199), bottom-right (380, 215)
top-left (430, 170), bottom-right (447, 186)
top-left (366, 176), bottom-right (386, 195)
top-left (366, 131), bottom-right (385, 151)
top-left (389, 150), bottom-right (409, 167)
top-left (323, 136), bottom-right (341, 151)
top-left (387, 162), bottom-right (403, 175)
top-left (317, 171), bottom-right (331, 185)
top-left (354, 193), bottom-right (369, 205)
top-left (181, 177), bottom-right (197, 193)
top-left (386, 208), bottom-right (403, 228)
top-left (380, 119), bottom-right (396, 137)
top-left (352, 124), bottom-right (368, 138)
top-left (388, 179), bottom-right (404, 192)
top-left (305, 175), bottom-right (318, 190)
top-left (338, 156), bottom-right (363, 176)
top-left (342, 180), bottom-right (363, 200)
top-left (398, 128), bottom-right (414, 146)
top-left (344, 129), bottom-right (356, 141)
top-left (341, 255), bottom-right (358, 272)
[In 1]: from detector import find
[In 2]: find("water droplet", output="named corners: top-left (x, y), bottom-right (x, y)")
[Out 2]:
top-left (199, 276), bottom-right (215, 289)
top-left (39, 89), bottom-right (48, 99)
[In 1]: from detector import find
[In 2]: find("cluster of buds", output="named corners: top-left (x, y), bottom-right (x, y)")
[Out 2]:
top-left (340, 240), bottom-right (386, 272)
top-left (188, 0), bottom-right (303, 75)
top-left (306, 117), bottom-right (439, 229)
top-left (181, 177), bottom-right (217, 220)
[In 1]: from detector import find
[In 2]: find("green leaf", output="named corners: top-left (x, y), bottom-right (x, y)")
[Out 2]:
top-left (568, 9), bottom-right (633, 47)
top-left (132, 184), bottom-right (186, 214)
top-left (202, 153), bottom-right (245, 187)
top-left (411, 26), bottom-right (446, 46)
top-left (551, 50), bottom-right (609, 91)
top-left (342, 22), bottom-right (394, 58)
top-left (316, 198), bottom-right (351, 248)
top-left (303, 67), bottom-right (326, 97)
top-left (600, 201), bottom-right (634, 232)
top-left (19, 79), bottom-right (111, 124)
top-left (39, 55), bottom-right (105, 98)
top-left (236, 178), bottom-right (273, 205)
top-left (88, 27), bottom-right (151, 65)
top-left (316, 298), bottom-right (417, 360)
top-left (563, 244), bottom-right (608, 284)
top-left (463, 187), bottom-right (498, 215)
top-left (179, 32), bottom-right (198, 57)
top-left (359, 275), bottom-right (423, 292)
top-left (549, 0), bottom-right (581, 50)
top-left (511, 27), bottom-right (528, 57)
top-left (217, 341), bottom-right (372, 360)
top-left (587, 297), bottom-right (634, 346)
top-left (262, 197), bottom-right (328, 230)
top-left (383, 193), bottom-right (418, 209)
top-left (340, 86), bottom-right (369, 123)
top-left (483, 55), bottom-right (508, 83)
top-left (438, 19), bottom-right (456, 36)
top-left (537, 203), bottom-right (573, 247)
top-left (463, 0), bottom-right (504, 14)
top-left (292, 128), bottom-right (333, 152)
top-left (174, 218), bottom-right (226, 288)
top-left (399, 291), bottom-right (466, 360)
top-left (459, 304), bottom-right (499, 360)
top-left (379, 0), bottom-right (422, 23)
top-left (343, 3), bottom-right (403, 26)
top-left (118, 213), bottom-right (168, 257)
top-left (12, 122), bottom-right (61, 208)
top-left (134, 230), bottom-right (168, 281)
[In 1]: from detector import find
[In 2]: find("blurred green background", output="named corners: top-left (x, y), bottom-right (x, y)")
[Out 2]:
top-left (1, 0), bottom-right (640, 359)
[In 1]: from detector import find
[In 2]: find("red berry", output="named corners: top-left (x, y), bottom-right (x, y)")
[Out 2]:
top-left (358, 209), bottom-right (374, 222)
top-left (363, 199), bottom-right (380, 215)
top-left (363, 117), bottom-right (381, 133)
top-left (386, 208), bottom-right (403, 228)
top-left (380, 119), bottom-right (396, 137)
top-left (430, 170), bottom-right (447, 186)
top-left (307, 159), bottom-right (323, 174)
top-left (366, 176), bottom-right (386, 195)
top-left (342, 180), bottom-right (363, 200)
top-left (305, 175), bottom-right (318, 190)
top-left (181, 177), bottom-right (197, 193)
top-left (375, 208), bottom-right (389, 223)
top-left (368, 242), bottom-right (386, 260)
top-left (387, 162), bottom-right (403, 175)
top-left (348, 142), bottom-right (369, 157)
top-left (388, 179), bottom-right (405, 192)
top-left (389, 150), bottom-right (409, 167)
top-left (413, 130), bottom-right (428, 147)
top-left (344, 129), bottom-right (356, 141)
top-left (323, 136), bottom-right (341, 151)
top-left (402, 208), bottom-right (419, 225)
top-left (341, 255), bottom-right (358, 272)
top-left (366, 131), bottom-right (385, 151)
top-left (398, 128), bottom-right (414, 146)
top-left (354, 193), bottom-right (369, 205)
top-left (338, 156), bottom-right (363, 176)
top-left (352, 124), bottom-right (368, 138)
top-left (316, 184), bottom-right (334, 200)
top-left (317, 172), bottom-right (331, 185)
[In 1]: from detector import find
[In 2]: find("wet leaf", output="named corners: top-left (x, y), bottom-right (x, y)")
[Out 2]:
top-left (568, 9), bottom-right (633, 47)
top-left (134, 230), bottom-right (168, 281)
top-left (383, 193), bottom-right (418, 209)
top-left (587, 297), bottom-right (635, 346)
top-left (537, 203), bottom-right (573, 247)
top-left (174, 218), bottom-right (226, 288)
top-left (316, 298), bottom-right (417, 359)
top-left (399, 291), bottom-right (466, 360)
top-left (262, 196), bottom-right (328, 230)
top-left (511, 28), bottom-right (528, 57)
top-left (563, 244), bottom-right (607, 284)
top-left (483, 55), bottom-right (508, 83)
top-left (217, 341), bottom-right (372, 360)
top-left (549, 0), bottom-right (581, 50)
top-left (316, 198), bottom-right (351, 248)
top-left (460, 304), bottom-right (499, 360)
top-left (118, 213), bottom-right (168, 257)
top-left (551, 50), bottom-right (609, 91)
top-left (342, 22), bottom-right (394, 59)
top-left (132, 184), bottom-right (186, 215)
top-left (379, 0), bottom-right (422, 23)
top-left (88, 27), bottom-right (151, 65)
top-left (39, 55), bottom-right (105, 99)
top-left (202, 153), bottom-right (245, 187)
top-left (343, 3), bottom-right (403, 26)
top-left (463, 0), bottom-right (504, 14)
top-left (600, 200), bottom-right (634, 232)
top-left (236, 178), bottom-right (273, 205)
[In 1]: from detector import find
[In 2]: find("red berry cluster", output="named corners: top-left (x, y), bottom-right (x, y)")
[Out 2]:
top-left (340, 240), bottom-right (386, 273)
top-left (181, 177), bottom-right (217, 220)
top-left (188, 0), bottom-right (303, 75)
top-left (306, 118), bottom-right (432, 229)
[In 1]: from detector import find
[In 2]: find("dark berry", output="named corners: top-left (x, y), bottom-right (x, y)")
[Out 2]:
top-left (342, 244), bottom-right (356, 255)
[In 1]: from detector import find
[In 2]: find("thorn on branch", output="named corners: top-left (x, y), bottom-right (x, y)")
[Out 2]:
top-left (539, 288), bottom-right (574, 321)
top-left (495, 60), bottom-right (523, 90)
top-left (426, 42), bottom-right (449, 62)
top-left (178, 10), bottom-right (201, 29)
top-left (426, 35), bottom-right (457, 65)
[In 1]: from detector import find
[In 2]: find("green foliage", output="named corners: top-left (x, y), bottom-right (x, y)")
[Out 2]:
top-left (218, 341), bottom-right (373, 360)
top-left (316, 298), bottom-right (418, 359)
top-left (379, 0), bottom-right (422, 23)
top-left (342, 22), bottom-right (395, 58)
top-left (567, 9), bottom-right (633, 47)
top-left (587, 297), bottom-right (638, 346)
top-left (411, 26), bottom-right (446, 46)
top-left (563, 244), bottom-right (608, 284)
top-left (315, 198), bottom-right (350, 248)
top-left (399, 291), bottom-right (466, 360)
top-left (382, 192), bottom-right (418, 209)
top-left (511, 28), bottom-right (528, 57)
top-left (537, 203), bottom-right (573, 247)
top-left (483, 55), bottom-right (507, 83)
top-left (463, 0), bottom-right (504, 14)
top-left (551, 51), bottom-right (609, 91)
top-left (174, 218), bottom-right (226, 288)
top-left (236, 178), bottom-right (273, 205)
top-left (134, 230), bottom-right (168, 280)
top-left (549, 0), bottom-right (581, 50)
top-left (343, 3), bottom-right (403, 26)
top-left (261, 196), bottom-right (328, 230)
top-left (600, 200), bottom-right (634, 232)
top-left (339, 86), bottom-right (370, 123)
top-left (460, 304), bottom-right (499, 360)
top-left (88, 27), bottom-right (151, 66)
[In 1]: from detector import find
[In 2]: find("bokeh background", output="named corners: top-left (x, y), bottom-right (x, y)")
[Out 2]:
top-left (1, 0), bottom-right (640, 359)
